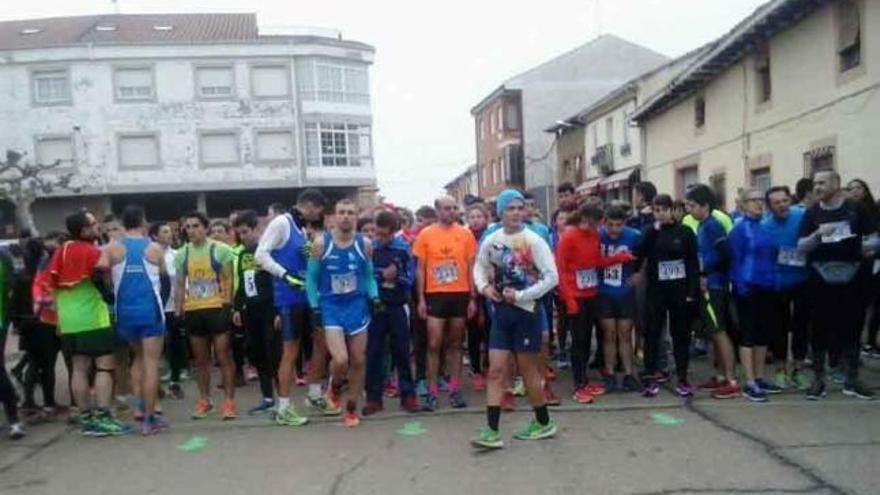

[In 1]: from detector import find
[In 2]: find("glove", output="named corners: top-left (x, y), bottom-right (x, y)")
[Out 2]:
top-left (283, 272), bottom-right (305, 290)
top-left (309, 307), bottom-right (323, 329)
top-left (371, 299), bottom-right (387, 315)
top-left (300, 242), bottom-right (313, 259)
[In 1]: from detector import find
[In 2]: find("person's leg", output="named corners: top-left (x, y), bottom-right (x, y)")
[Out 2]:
top-left (231, 326), bottom-right (246, 384)
top-left (70, 355), bottom-right (93, 411)
top-left (277, 307), bottom-right (302, 407)
top-left (0, 331), bottom-right (21, 425)
top-left (737, 295), bottom-right (757, 384)
top-left (345, 331), bottom-right (367, 414)
top-left (364, 312), bottom-right (388, 404)
top-left (667, 298), bottom-right (691, 383)
top-left (600, 318), bottom-right (618, 378)
top-left (189, 335), bottom-right (212, 401)
top-left (306, 328), bottom-right (325, 401)
top-left (212, 332), bottom-right (236, 400)
top-left (867, 277), bottom-right (880, 351)
top-left (617, 320), bottom-right (635, 376)
top-left (466, 315), bottom-right (483, 376)
top-left (30, 323), bottom-right (59, 408)
top-left (837, 282), bottom-right (865, 389)
top-left (445, 317), bottom-right (466, 395)
top-left (413, 312), bottom-right (427, 382)
top-left (389, 306), bottom-right (415, 400)
top-left (167, 313), bottom-right (187, 383)
top-left (324, 329), bottom-right (349, 400)
top-left (425, 317), bottom-right (445, 397)
top-left (93, 353), bottom-right (116, 410)
top-left (790, 284), bottom-right (810, 366)
top-left (141, 336), bottom-right (163, 417)
top-left (129, 342), bottom-right (144, 412)
top-left (569, 300), bottom-right (589, 388)
top-left (643, 293), bottom-right (664, 376)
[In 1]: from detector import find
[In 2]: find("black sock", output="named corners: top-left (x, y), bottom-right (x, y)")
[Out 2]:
top-left (534, 405), bottom-right (549, 425)
top-left (487, 406), bottom-right (500, 431)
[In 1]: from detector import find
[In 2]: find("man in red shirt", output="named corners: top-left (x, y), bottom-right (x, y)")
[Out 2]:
top-left (556, 204), bottom-right (632, 404)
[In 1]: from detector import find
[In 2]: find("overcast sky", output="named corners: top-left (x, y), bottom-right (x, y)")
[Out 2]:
top-left (2, 0), bottom-right (768, 209)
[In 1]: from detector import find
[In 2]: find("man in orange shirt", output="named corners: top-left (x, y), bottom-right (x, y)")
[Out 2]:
top-left (413, 196), bottom-right (477, 411)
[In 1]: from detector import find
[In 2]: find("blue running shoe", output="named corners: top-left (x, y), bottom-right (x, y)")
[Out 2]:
top-left (421, 394), bottom-right (439, 412)
top-left (449, 390), bottom-right (467, 409)
top-left (248, 398), bottom-right (276, 416)
top-left (755, 378), bottom-right (782, 395)
top-left (743, 383), bottom-right (768, 402)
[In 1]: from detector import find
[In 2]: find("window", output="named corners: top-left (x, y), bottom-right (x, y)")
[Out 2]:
top-left (295, 58), bottom-right (369, 104)
top-left (199, 131), bottom-right (239, 167)
top-left (505, 104), bottom-right (519, 130)
top-left (804, 146), bottom-right (836, 176)
top-left (694, 96), bottom-right (706, 128)
top-left (489, 113), bottom-right (496, 134)
top-left (837, 0), bottom-right (862, 73)
top-left (304, 122), bottom-right (371, 167)
top-left (118, 134), bottom-right (160, 169)
top-left (622, 112), bottom-right (631, 145)
top-left (755, 45), bottom-right (772, 104)
top-left (35, 135), bottom-right (74, 168)
top-left (751, 167), bottom-right (771, 194)
top-left (196, 66), bottom-right (234, 99)
top-left (114, 67), bottom-right (154, 101)
top-left (32, 69), bottom-right (70, 105)
top-left (499, 154), bottom-right (507, 183)
top-left (251, 65), bottom-right (290, 99)
top-left (255, 130), bottom-right (294, 163)
top-left (677, 166), bottom-right (699, 199)
top-left (496, 107), bottom-right (503, 132)
top-left (709, 172), bottom-right (727, 211)
top-left (479, 118), bottom-right (486, 141)
top-left (605, 117), bottom-right (614, 144)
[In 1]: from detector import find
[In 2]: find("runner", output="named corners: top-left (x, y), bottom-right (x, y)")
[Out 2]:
top-left (255, 189), bottom-right (325, 423)
top-left (471, 189), bottom-right (559, 449)
top-left (412, 196), bottom-right (477, 411)
top-left (149, 222), bottom-right (186, 399)
top-left (557, 204), bottom-right (633, 403)
top-left (638, 194), bottom-right (700, 398)
top-left (364, 210), bottom-right (419, 415)
top-left (105, 205), bottom-right (170, 435)
top-left (306, 198), bottom-right (379, 427)
top-left (232, 211), bottom-right (291, 421)
top-left (798, 171), bottom-right (876, 400)
top-left (597, 206), bottom-right (642, 392)
top-left (50, 211), bottom-right (130, 436)
top-left (174, 211), bottom-right (238, 420)
top-left (684, 185), bottom-right (740, 399)
top-left (729, 189), bottom-right (782, 402)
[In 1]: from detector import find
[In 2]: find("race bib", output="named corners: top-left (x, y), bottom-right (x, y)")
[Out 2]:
top-left (658, 259), bottom-right (686, 281)
top-left (820, 221), bottom-right (854, 243)
top-left (576, 269), bottom-right (598, 290)
top-left (777, 247), bottom-right (807, 268)
top-left (189, 279), bottom-right (219, 300)
top-left (432, 262), bottom-right (459, 285)
top-left (603, 265), bottom-right (623, 287)
top-left (330, 272), bottom-right (357, 295)
top-left (243, 270), bottom-right (258, 298)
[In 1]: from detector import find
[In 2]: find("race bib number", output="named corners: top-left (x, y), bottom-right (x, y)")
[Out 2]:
top-left (243, 270), bottom-right (258, 298)
top-left (189, 279), bottom-right (219, 300)
top-left (658, 259), bottom-right (686, 281)
top-left (777, 247), bottom-right (807, 268)
top-left (330, 272), bottom-right (357, 295)
top-left (575, 269), bottom-right (598, 290)
top-left (603, 265), bottom-right (623, 287)
top-left (820, 221), bottom-right (854, 243)
top-left (432, 263), bottom-right (459, 285)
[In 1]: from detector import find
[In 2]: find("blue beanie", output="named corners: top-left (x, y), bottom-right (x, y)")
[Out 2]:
top-left (496, 189), bottom-right (525, 218)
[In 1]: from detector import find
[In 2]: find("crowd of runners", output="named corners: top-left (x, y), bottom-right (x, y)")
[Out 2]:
top-left (0, 169), bottom-right (878, 449)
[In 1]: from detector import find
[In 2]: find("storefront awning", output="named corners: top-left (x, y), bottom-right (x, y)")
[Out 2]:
top-left (599, 167), bottom-right (639, 189)
top-left (576, 177), bottom-right (603, 195)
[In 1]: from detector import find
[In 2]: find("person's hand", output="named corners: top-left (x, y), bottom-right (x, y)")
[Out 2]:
top-left (417, 299), bottom-right (428, 320)
top-left (482, 286), bottom-right (502, 303)
top-left (273, 315), bottom-right (281, 332)
top-left (502, 288), bottom-right (517, 304)
top-left (283, 272), bottom-right (305, 290)
top-left (466, 298), bottom-right (477, 320)
top-left (565, 299), bottom-right (578, 316)
top-left (232, 311), bottom-right (242, 328)
top-left (382, 264), bottom-right (398, 282)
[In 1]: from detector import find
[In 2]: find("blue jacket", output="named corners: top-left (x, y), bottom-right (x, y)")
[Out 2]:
top-left (696, 216), bottom-right (730, 291)
top-left (729, 216), bottom-right (777, 296)
top-left (761, 208), bottom-right (808, 291)
top-left (372, 235), bottom-right (414, 306)
top-left (598, 226), bottom-right (641, 298)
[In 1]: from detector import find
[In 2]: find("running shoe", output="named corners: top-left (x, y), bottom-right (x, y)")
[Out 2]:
top-left (554, 351), bottom-right (570, 370)
top-left (675, 380), bottom-right (695, 397)
top-left (449, 391), bottom-right (467, 409)
top-left (642, 381), bottom-right (660, 398)
top-left (160, 370), bottom-right (173, 383)
top-left (222, 399), bottom-right (238, 420)
top-left (830, 368), bottom-right (846, 385)
top-left (572, 386), bottom-right (595, 404)
top-left (544, 367), bottom-right (557, 382)
top-left (471, 373), bottom-right (486, 392)
top-left (511, 376), bottom-right (526, 397)
top-left (439, 376), bottom-right (450, 393)
top-left (806, 380), bottom-right (827, 400)
top-left (790, 370), bottom-right (809, 391)
top-left (295, 374), bottom-right (308, 387)
top-left (343, 411), bottom-right (360, 428)
top-left (585, 383), bottom-right (606, 396)
top-left (86, 410), bottom-right (132, 437)
top-left (756, 378), bottom-right (783, 395)
top-left (860, 345), bottom-right (880, 359)
top-left (711, 382), bottom-right (740, 400)
top-left (132, 400), bottom-right (145, 422)
top-left (361, 401), bottom-right (384, 417)
top-left (168, 382), bottom-right (184, 400)
top-left (415, 379), bottom-right (428, 397)
top-left (742, 383), bottom-right (768, 403)
top-left (421, 394), bottom-right (439, 412)
top-left (383, 380), bottom-right (400, 398)
top-left (275, 406), bottom-right (309, 426)
top-left (140, 415), bottom-right (169, 436)
top-left (622, 375), bottom-right (641, 392)
top-left (244, 365), bottom-right (259, 382)
top-left (471, 427), bottom-right (504, 449)
top-left (323, 393), bottom-right (344, 416)
top-left (501, 391), bottom-right (517, 411)
top-left (402, 396), bottom-right (420, 413)
top-left (9, 423), bottom-right (25, 440)
top-left (544, 385), bottom-right (562, 406)
top-left (698, 376), bottom-right (724, 391)
top-left (180, 369), bottom-right (192, 381)
top-left (248, 398), bottom-right (276, 416)
top-left (639, 370), bottom-right (670, 384)
top-left (773, 371), bottom-right (789, 390)
top-left (602, 375), bottom-right (618, 393)
top-left (191, 399), bottom-right (214, 419)
top-left (514, 419), bottom-right (558, 441)
top-left (842, 383), bottom-right (876, 400)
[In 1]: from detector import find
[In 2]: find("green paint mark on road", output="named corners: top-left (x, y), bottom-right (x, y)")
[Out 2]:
top-left (650, 413), bottom-right (684, 426)
top-left (397, 422), bottom-right (428, 437)
top-left (177, 436), bottom-right (208, 452)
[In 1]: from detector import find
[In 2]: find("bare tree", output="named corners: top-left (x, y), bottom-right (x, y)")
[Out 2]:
top-left (0, 150), bottom-right (80, 235)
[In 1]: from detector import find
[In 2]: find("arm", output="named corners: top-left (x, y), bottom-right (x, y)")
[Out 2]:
top-left (399, 245), bottom-right (415, 291)
top-left (554, 233), bottom-right (577, 314)
top-left (797, 208), bottom-right (821, 253)
top-left (149, 243), bottom-right (171, 307)
top-left (174, 248), bottom-right (186, 316)
top-left (254, 216), bottom-right (290, 278)
top-left (515, 234), bottom-right (559, 303)
top-left (233, 252), bottom-right (246, 311)
top-left (472, 240), bottom-right (491, 295)
top-left (416, 258), bottom-right (427, 306)
top-left (305, 235), bottom-right (325, 309)
top-left (362, 242), bottom-right (379, 301)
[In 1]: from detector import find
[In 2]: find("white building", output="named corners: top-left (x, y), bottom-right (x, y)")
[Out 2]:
top-left (632, 0), bottom-right (877, 209)
top-left (0, 13), bottom-right (376, 231)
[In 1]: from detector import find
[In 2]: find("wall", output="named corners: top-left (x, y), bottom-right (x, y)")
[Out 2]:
top-left (555, 126), bottom-right (585, 185)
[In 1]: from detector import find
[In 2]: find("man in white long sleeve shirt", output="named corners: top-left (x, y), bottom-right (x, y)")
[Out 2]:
top-left (471, 189), bottom-right (559, 450)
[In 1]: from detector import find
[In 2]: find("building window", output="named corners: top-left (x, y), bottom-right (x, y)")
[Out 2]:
top-left (694, 96), bottom-right (706, 128)
top-left (195, 66), bottom-right (235, 99)
top-left (251, 65), bottom-right (290, 99)
top-left (622, 112), bottom-right (631, 145)
top-left (255, 130), bottom-right (295, 164)
top-left (34, 135), bottom-right (74, 168)
top-left (605, 117), bottom-right (614, 144)
top-left (32, 69), bottom-right (70, 105)
top-left (295, 58), bottom-right (369, 104)
top-left (751, 167), bottom-right (771, 194)
top-left (837, 0), bottom-right (862, 73)
top-left (499, 154), bottom-right (507, 183)
top-left (505, 104), bottom-right (519, 130)
top-left (677, 166), bottom-right (699, 199)
top-left (755, 45), bottom-right (772, 104)
top-left (496, 107), bottom-right (503, 132)
top-left (304, 122), bottom-right (371, 167)
top-left (709, 172), bottom-right (727, 211)
top-left (114, 67), bottom-right (154, 102)
top-left (199, 131), bottom-right (239, 167)
top-left (489, 112), bottom-right (496, 134)
top-left (804, 146), bottom-right (836, 177)
top-left (118, 133), bottom-right (160, 169)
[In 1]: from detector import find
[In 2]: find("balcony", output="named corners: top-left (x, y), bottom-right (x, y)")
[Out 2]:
top-left (591, 143), bottom-right (614, 175)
